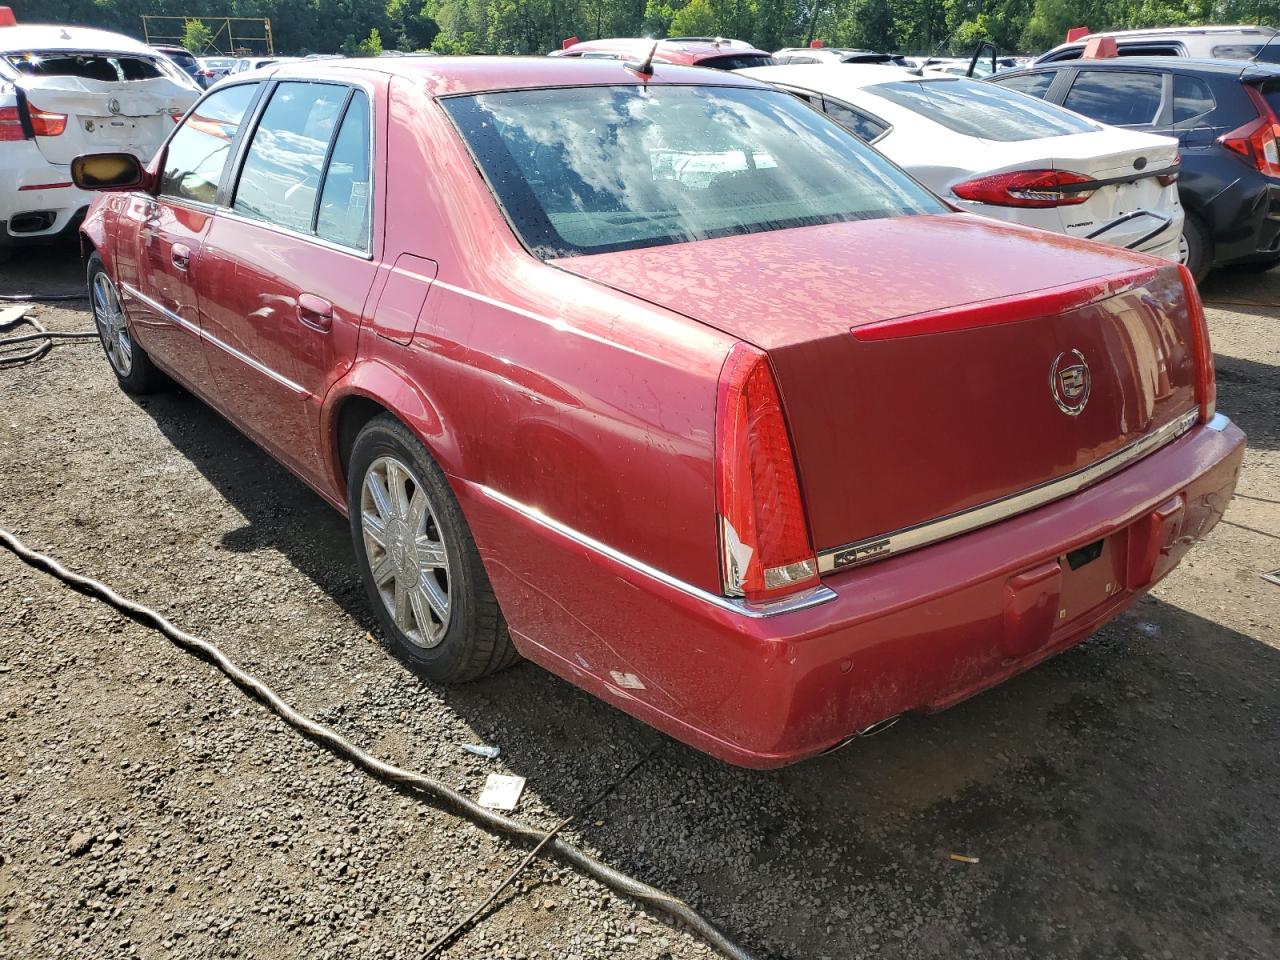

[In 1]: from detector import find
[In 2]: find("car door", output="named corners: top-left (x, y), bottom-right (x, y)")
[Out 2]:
top-left (117, 81), bottom-right (262, 395)
top-left (196, 79), bottom-right (379, 488)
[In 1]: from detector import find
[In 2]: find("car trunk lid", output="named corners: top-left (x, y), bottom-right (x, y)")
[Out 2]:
top-left (553, 214), bottom-right (1201, 560)
top-left (17, 74), bottom-right (195, 164)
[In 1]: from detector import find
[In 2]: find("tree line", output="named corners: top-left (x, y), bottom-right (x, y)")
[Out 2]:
top-left (14, 0), bottom-right (1280, 61)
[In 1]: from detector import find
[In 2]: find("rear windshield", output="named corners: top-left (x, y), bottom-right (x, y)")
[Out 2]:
top-left (868, 77), bottom-right (1099, 140)
top-left (697, 53), bottom-right (776, 70)
top-left (1213, 43), bottom-right (1280, 63)
top-left (442, 84), bottom-right (945, 259)
top-left (5, 52), bottom-right (167, 82)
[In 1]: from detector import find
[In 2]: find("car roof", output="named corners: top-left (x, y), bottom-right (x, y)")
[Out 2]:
top-left (262, 55), bottom-right (764, 95)
top-left (738, 63), bottom-right (930, 90)
top-left (558, 36), bottom-right (769, 64)
top-left (0, 23), bottom-right (157, 56)
top-left (1008, 56), bottom-right (1280, 77)
top-left (1074, 24), bottom-right (1276, 40)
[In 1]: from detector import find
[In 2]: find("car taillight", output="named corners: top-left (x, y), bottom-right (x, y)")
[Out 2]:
top-left (715, 343), bottom-right (819, 603)
top-left (1177, 264), bottom-right (1216, 423)
top-left (27, 102), bottom-right (66, 136)
top-left (1218, 85), bottom-right (1280, 179)
top-left (1156, 153), bottom-right (1180, 186)
top-left (0, 103), bottom-right (23, 141)
top-left (952, 169), bottom-right (1095, 208)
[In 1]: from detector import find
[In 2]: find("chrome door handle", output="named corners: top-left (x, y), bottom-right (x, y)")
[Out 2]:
top-left (171, 243), bottom-right (191, 272)
top-left (297, 293), bottom-right (333, 333)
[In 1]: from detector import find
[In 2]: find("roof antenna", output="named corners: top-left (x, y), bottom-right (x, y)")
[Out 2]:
top-left (1240, 27), bottom-right (1279, 81)
top-left (625, 40), bottom-right (659, 77)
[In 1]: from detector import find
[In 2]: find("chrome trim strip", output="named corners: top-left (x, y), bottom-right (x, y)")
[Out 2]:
top-left (120, 282), bottom-right (309, 397)
top-left (476, 484), bottom-right (837, 619)
top-left (818, 409), bottom-right (1201, 574)
top-left (1205, 412), bottom-right (1230, 432)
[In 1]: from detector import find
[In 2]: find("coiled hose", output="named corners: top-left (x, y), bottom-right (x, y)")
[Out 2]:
top-left (0, 304), bottom-right (97, 366)
top-left (0, 527), bottom-right (764, 960)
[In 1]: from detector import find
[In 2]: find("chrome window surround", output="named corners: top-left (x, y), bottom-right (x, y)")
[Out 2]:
top-left (119, 282), bottom-right (309, 397)
top-left (818, 409), bottom-right (1202, 573)
top-left (476, 485), bottom-right (837, 619)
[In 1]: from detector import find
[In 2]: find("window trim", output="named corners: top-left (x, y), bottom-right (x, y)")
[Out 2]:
top-left (222, 77), bottom-right (376, 258)
top-left (772, 84), bottom-right (894, 144)
top-left (155, 79), bottom-right (266, 213)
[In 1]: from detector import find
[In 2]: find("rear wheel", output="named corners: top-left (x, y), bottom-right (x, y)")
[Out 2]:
top-left (1179, 211), bottom-right (1212, 284)
top-left (348, 414), bottom-right (518, 682)
top-left (87, 252), bottom-right (164, 393)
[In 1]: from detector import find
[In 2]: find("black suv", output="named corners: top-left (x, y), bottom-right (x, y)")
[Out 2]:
top-left (989, 57), bottom-right (1280, 279)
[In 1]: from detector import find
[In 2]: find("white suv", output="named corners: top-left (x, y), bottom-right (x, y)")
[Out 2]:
top-left (0, 16), bottom-right (199, 260)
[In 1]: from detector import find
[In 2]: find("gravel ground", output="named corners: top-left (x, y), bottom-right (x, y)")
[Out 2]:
top-left (0, 245), bottom-right (1277, 960)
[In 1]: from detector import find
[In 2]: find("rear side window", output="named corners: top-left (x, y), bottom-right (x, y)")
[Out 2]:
top-left (1063, 71), bottom-right (1164, 126)
top-left (1211, 44), bottom-right (1280, 62)
top-left (160, 83), bottom-right (260, 205)
top-left (316, 91), bottom-right (373, 250)
top-left (233, 82), bottom-right (349, 234)
top-left (867, 77), bottom-right (1097, 140)
top-left (821, 99), bottom-right (888, 142)
top-left (4, 53), bottom-right (165, 82)
top-left (991, 71), bottom-right (1055, 100)
top-left (1173, 75), bottom-right (1216, 124)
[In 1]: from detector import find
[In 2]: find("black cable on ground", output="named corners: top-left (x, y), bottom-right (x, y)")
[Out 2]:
top-left (0, 528), bottom-right (764, 960)
top-left (0, 309), bottom-right (98, 366)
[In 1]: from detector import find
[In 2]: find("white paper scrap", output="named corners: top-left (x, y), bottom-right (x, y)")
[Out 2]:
top-left (478, 773), bottom-right (526, 811)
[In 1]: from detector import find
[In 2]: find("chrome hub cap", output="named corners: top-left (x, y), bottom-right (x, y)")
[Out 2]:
top-left (92, 271), bottom-right (133, 376)
top-left (361, 456), bottom-right (451, 648)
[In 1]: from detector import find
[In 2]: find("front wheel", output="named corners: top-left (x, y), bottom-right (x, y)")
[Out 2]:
top-left (347, 414), bottom-right (518, 682)
top-left (87, 252), bottom-right (164, 393)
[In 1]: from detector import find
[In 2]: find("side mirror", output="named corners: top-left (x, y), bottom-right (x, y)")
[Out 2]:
top-left (70, 152), bottom-right (145, 192)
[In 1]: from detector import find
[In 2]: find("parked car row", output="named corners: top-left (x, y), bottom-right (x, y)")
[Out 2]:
top-left (68, 52), bottom-right (1242, 768)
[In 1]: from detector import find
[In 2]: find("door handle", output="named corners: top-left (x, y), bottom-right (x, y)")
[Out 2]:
top-left (171, 243), bottom-right (191, 272)
top-left (297, 293), bottom-right (333, 333)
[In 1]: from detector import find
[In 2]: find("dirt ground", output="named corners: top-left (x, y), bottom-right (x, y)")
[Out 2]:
top-left (0, 245), bottom-right (1276, 960)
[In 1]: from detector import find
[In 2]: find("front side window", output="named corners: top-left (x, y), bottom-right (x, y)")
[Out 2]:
top-left (1064, 70), bottom-right (1164, 126)
top-left (991, 71), bottom-right (1055, 100)
top-left (443, 84), bottom-right (944, 260)
top-left (233, 82), bottom-right (348, 234)
top-left (160, 82), bottom-right (260, 204)
top-left (867, 77), bottom-right (1097, 140)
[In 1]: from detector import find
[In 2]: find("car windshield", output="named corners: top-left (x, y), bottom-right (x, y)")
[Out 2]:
top-left (442, 84), bottom-right (945, 259)
top-left (5, 52), bottom-right (167, 82)
top-left (868, 77), bottom-right (1099, 140)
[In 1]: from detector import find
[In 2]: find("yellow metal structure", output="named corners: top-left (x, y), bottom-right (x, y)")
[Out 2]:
top-left (141, 16), bottom-right (274, 56)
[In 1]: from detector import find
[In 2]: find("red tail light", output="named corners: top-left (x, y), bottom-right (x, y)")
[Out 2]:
top-left (952, 169), bottom-right (1094, 208)
top-left (715, 343), bottom-right (819, 603)
top-left (1218, 85), bottom-right (1280, 178)
top-left (27, 102), bottom-right (66, 136)
top-left (0, 103), bottom-right (23, 141)
top-left (1177, 264), bottom-right (1216, 423)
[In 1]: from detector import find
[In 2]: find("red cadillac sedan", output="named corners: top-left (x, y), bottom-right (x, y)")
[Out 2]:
top-left (74, 57), bottom-right (1244, 768)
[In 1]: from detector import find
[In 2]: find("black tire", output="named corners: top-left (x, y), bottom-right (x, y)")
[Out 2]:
top-left (86, 252), bottom-right (164, 394)
top-left (347, 414), bottom-right (517, 682)
top-left (1181, 210), bottom-right (1213, 284)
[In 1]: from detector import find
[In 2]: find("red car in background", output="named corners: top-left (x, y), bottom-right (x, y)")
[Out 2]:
top-left (74, 57), bottom-right (1243, 768)
top-left (552, 35), bottom-right (775, 70)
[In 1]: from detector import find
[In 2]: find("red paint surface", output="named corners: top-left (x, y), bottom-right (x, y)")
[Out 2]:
top-left (82, 58), bottom-right (1246, 767)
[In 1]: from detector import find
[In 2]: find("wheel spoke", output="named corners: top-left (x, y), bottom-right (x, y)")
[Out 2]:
top-left (393, 580), bottom-right (412, 629)
top-left (421, 575), bottom-right (449, 622)
top-left (415, 536), bottom-right (446, 569)
top-left (365, 471), bottom-right (395, 521)
top-left (369, 550), bottom-right (396, 586)
top-left (362, 511), bottom-right (388, 549)
top-left (408, 586), bottom-right (433, 637)
top-left (385, 460), bottom-right (411, 517)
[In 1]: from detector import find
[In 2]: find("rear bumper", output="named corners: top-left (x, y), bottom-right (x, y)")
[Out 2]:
top-left (460, 416), bottom-right (1244, 769)
top-left (1203, 172), bottom-right (1280, 265)
top-left (0, 146), bottom-right (92, 247)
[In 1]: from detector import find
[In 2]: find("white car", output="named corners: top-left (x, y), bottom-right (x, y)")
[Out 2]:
top-left (739, 64), bottom-right (1184, 261)
top-left (0, 18), bottom-right (199, 260)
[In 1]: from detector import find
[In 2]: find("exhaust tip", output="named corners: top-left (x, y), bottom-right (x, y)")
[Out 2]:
top-left (818, 714), bottom-right (903, 757)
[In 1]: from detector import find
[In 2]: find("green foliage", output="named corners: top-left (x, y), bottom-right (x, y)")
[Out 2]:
top-left (13, 0), bottom-right (1280, 59)
top-left (181, 18), bottom-right (215, 54)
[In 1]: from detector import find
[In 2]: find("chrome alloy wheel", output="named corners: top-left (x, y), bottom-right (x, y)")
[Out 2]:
top-left (361, 455), bottom-right (451, 648)
top-left (92, 271), bottom-right (133, 376)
